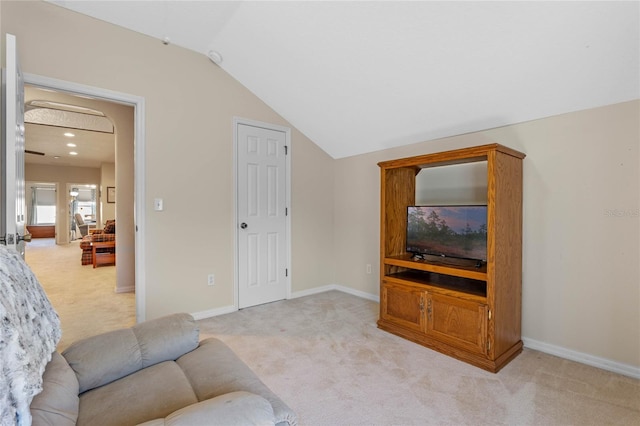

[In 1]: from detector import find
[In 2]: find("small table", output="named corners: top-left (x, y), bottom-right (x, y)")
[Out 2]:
top-left (92, 241), bottom-right (116, 268)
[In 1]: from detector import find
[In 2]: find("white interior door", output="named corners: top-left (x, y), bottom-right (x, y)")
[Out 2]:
top-left (237, 123), bottom-right (289, 309)
top-left (1, 34), bottom-right (28, 256)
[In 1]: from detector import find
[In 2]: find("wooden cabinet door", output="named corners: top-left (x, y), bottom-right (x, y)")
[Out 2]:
top-left (425, 293), bottom-right (488, 355)
top-left (381, 282), bottom-right (425, 333)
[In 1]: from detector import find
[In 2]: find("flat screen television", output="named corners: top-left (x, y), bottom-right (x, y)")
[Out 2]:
top-left (406, 205), bottom-right (487, 263)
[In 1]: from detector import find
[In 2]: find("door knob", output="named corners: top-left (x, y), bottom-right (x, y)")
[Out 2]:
top-left (240, 222), bottom-right (248, 229)
top-left (17, 233), bottom-right (32, 243)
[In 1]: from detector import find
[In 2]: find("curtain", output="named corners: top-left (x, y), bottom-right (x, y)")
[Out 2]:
top-left (30, 187), bottom-right (56, 225)
top-left (28, 187), bottom-right (37, 225)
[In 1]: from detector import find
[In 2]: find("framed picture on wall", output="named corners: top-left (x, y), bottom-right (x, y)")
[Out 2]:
top-left (107, 187), bottom-right (116, 203)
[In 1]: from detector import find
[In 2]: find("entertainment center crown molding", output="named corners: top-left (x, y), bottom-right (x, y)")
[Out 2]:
top-left (377, 143), bottom-right (525, 373)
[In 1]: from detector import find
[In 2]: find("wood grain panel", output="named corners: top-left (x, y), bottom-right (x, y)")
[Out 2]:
top-left (27, 225), bottom-right (55, 238)
top-left (382, 167), bottom-right (417, 258)
top-left (380, 282), bottom-right (424, 332)
top-left (426, 293), bottom-right (487, 355)
top-left (490, 150), bottom-right (524, 357)
top-left (378, 143), bottom-right (524, 170)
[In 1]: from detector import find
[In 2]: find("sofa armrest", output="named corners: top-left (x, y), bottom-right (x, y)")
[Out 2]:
top-left (136, 391), bottom-right (275, 426)
top-left (91, 233), bottom-right (115, 243)
top-left (62, 313), bottom-right (199, 393)
top-left (30, 352), bottom-right (79, 426)
top-left (176, 338), bottom-right (297, 426)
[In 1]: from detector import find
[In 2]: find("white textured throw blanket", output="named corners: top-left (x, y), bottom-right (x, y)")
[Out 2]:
top-left (0, 245), bottom-right (61, 426)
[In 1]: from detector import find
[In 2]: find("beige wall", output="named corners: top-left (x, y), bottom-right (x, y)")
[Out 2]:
top-left (2, 1), bottom-right (335, 318)
top-left (100, 163), bottom-right (115, 223)
top-left (334, 100), bottom-right (640, 368)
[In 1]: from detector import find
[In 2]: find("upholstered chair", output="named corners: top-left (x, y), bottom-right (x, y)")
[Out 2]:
top-left (74, 213), bottom-right (89, 237)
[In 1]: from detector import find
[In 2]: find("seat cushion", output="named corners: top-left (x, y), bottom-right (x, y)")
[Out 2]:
top-left (136, 391), bottom-right (275, 426)
top-left (77, 361), bottom-right (198, 426)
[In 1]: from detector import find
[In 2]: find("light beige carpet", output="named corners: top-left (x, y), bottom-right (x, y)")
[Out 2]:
top-left (25, 238), bottom-right (135, 351)
top-left (198, 291), bottom-right (640, 425)
top-left (22, 240), bottom-right (640, 424)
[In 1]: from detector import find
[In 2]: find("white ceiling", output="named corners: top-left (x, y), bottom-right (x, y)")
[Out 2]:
top-left (24, 86), bottom-right (116, 168)
top-left (25, 123), bottom-right (115, 168)
top-left (48, 1), bottom-right (639, 159)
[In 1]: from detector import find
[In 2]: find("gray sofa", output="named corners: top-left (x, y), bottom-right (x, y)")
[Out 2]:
top-left (0, 243), bottom-right (295, 425)
top-left (30, 313), bottom-right (297, 426)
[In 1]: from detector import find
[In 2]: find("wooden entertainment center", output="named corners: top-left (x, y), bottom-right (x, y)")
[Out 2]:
top-left (377, 144), bottom-right (525, 372)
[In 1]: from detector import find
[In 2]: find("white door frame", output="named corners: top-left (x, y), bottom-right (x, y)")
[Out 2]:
top-left (2, 33), bottom-right (26, 256)
top-left (24, 73), bottom-right (147, 322)
top-left (233, 117), bottom-right (291, 309)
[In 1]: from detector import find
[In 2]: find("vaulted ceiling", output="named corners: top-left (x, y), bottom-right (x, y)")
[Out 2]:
top-left (48, 1), bottom-right (639, 159)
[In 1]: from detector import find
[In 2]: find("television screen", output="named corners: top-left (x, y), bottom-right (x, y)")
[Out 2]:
top-left (407, 206), bottom-right (487, 262)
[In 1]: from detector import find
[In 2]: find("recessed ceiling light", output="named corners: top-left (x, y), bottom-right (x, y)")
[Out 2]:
top-left (53, 156), bottom-right (60, 159)
top-left (69, 151), bottom-right (78, 156)
top-left (64, 132), bottom-right (75, 137)
top-left (66, 143), bottom-right (76, 147)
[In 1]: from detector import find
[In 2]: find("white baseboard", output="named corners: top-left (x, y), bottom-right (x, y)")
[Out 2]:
top-left (191, 285), bottom-right (378, 322)
top-left (191, 304), bottom-right (237, 321)
top-left (290, 283), bottom-right (379, 303)
top-left (522, 337), bottom-right (640, 379)
top-left (115, 285), bottom-right (135, 294)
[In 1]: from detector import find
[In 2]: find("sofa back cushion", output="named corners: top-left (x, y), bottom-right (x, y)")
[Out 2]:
top-left (103, 220), bottom-right (115, 234)
top-left (136, 391), bottom-right (276, 426)
top-left (62, 313), bottom-right (199, 393)
top-left (133, 313), bottom-right (200, 368)
top-left (62, 328), bottom-right (141, 393)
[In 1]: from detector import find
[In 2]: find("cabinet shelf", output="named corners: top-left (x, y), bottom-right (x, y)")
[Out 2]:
top-left (385, 270), bottom-right (487, 301)
top-left (384, 254), bottom-right (487, 281)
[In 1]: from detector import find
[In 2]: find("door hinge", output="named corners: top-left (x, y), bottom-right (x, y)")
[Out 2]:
top-left (285, 269), bottom-right (288, 277)
top-left (285, 207), bottom-right (288, 216)
top-left (284, 145), bottom-right (288, 155)
top-left (488, 309), bottom-right (492, 321)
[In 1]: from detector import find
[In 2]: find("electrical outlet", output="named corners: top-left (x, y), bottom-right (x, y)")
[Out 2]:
top-left (366, 264), bottom-right (372, 274)
top-left (207, 274), bottom-right (215, 286)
